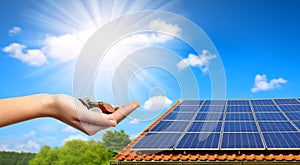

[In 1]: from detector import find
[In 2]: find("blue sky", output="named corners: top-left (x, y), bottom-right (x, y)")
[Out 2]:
top-left (0, 0), bottom-right (299, 152)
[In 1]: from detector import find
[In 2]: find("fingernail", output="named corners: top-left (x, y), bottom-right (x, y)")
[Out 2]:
top-left (131, 101), bottom-right (140, 108)
top-left (108, 119), bottom-right (116, 126)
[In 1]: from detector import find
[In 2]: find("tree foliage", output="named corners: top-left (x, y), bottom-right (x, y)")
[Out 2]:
top-left (0, 151), bottom-right (35, 165)
top-left (29, 140), bottom-right (114, 165)
top-left (102, 130), bottom-right (131, 153)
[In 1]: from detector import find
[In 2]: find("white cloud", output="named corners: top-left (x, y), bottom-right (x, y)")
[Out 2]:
top-left (42, 28), bottom-right (95, 62)
top-left (62, 126), bottom-right (78, 133)
top-left (149, 19), bottom-right (181, 37)
top-left (2, 43), bottom-right (47, 66)
top-left (129, 118), bottom-right (140, 124)
top-left (251, 74), bottom-right (287, 93)
top-left (9, 26), bottom-right (22, 36)
top-left (62, 134), bottom-right (89, 145)
top-left (177, 50), bottom-right (216, 73)
top-left (22, 131), bottom-right (36, 139)
top-left (15, 140), bottom-right (40, 152)
top-left (143, 95), bottom-right (173, 111)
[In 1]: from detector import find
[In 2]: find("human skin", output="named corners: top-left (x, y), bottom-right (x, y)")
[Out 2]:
top-left (0, 94), bottom-right (139, 135)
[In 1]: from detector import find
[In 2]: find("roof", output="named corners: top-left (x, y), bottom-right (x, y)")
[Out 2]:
top-left (113, 99), bottom-right (300, 164)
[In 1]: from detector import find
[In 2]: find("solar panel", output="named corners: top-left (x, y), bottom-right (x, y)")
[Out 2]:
top-left (255, 113), bottom-right (286, 121)
top-left (226, 106), bottom-right (252, 113)
top-left (176, 133), bottom-right (220, 149)
top-left (251, 99), bottom-right (274, 105)
top-left (283, 112), bottom-right (300, 121)
top-left (162, 112), bottom-right (195, 121)
top-left (259, 122), bottom-right (297, 132)
top-left (150, 121), bottom-right (189, 132)
top-left (252, 105), bottom-right (280, 112)
top-left (203, 100), bottom-right (226, 106)
top-left (225, 113), bottom-right (254, 121)
top-left (195, 113), bottom-right (223, 121)
top-left (221, 133), bottom-right (264, 149)
top-left (172, 105), bottom-right (200, 113)
top-left (263, 132), bottom-right (300, 149)
top-left (224, 122), bottom-right (258, 132)
top-left (279, 105), bottom-right (300, 112)
top-left (188, 122), bottom-right (222, 132)
top-left (180, 100), bottom-right (203, 106)
top-left (227, 100), bottom-right (249, 105)
top-left (274, 99), bottom-right (300, 105)
top-left (198, 106), bottom-right (224, 113)
top-left (131, 98), bottom-right (300, 151)
top-left (131, 133), bottom-right (182, 149)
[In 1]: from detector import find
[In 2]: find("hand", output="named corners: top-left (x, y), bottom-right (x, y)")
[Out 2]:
top-left (52, 94), bottom-right (140, 135)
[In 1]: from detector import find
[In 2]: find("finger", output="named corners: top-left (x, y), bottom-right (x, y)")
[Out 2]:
top-left (111, 101), bottom-right (140, 123)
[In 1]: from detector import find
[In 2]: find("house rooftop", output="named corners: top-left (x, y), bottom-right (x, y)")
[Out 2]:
top-left (112, 98), bottom-right (300, 164)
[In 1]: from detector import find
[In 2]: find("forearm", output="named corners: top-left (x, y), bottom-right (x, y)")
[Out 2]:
top-left (0, 94), bottom-right (55, 127)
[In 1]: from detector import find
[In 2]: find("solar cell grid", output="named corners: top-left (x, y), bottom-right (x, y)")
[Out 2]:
top-left (195, 113), bottom-right (223, 121)
top-left (226, 106), bottom-right (252, 113)
top-left (221, 133), bottom-right (264, 149)
top-left (224, 122), bottom-right (258, 132)
top-left (188, 122), bottom-right (222, 132)
top-left (250, 100), bottom-right (274, 105)
top-left (132, 98), bottom-right (300, 151)
top-left (163, 112), bottom-right (195, 121)
top-left (255, 113), bottom-right (286, 121)
top-left (225, 113), bottom-right (254, 121)
top-left (150, 121), bottom-right (189, 132)
top-left (279, 105), bottom-right (300, 112)
top-left (227, 100), bottom-right (249, 105)
top-left (259, 122), bottom-right (297, 132)
top-left (285, 112), bottom-right (300, 121)
top-left (203, 100), bottom-right (226, 106)
top-left (132, 133), bottom-right (182, 149)
top-left (274, 99), bottom-right (300, 105)
top-left (180, 100), bottom-right (203, 106)
top-left (176, 133), bottom-right (220, 149)
top-left (172, 105), bottom-right (200, 113)
top-left (198, 106), bottom-right (224, 113)
top-left (263, 132), bottom-right (300, 148)
top-left (252, 105), bottom-right (280, 112)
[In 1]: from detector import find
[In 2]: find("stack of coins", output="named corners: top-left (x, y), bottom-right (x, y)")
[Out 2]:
top-left (78, 98), bottom-right (119, 114)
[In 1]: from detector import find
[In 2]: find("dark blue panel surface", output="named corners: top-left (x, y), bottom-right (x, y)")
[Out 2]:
top-left (226, 106), bottom-right (252, 113)
top-left (150, 121), bottom-right (189, 132)
top-left (172, 106), bottom-right (200, 113)
top-left (255, 113), bottom-right (286, 121)
top-left (180, 100), bottom-right (203, 106)
top-left (251, 100), bottom-right (274, 105)
top-left (195, 113), bottom-right (223, 121)
top-left (259, 122), bottom-right (297, 132)
top-left (285, 112), bottom-right (300, 121)
top-left (252, 106), bottom-right (280, 112)
top-left (274, 99), bottom-right (300, 105)
top-left (176, 133), bottom-right (220, 149)
top-left (222, 133), bottom-right (264, 148)
top-left (279, 105), bottom-right (300, 112)
top-left (203, 100), bottom-right (226, 106)
top-left (225, 113), bottom-right (254, 121)
top-left (132, 133), bottom-right (182, 149)
top-left (292, 121), bottom-right (300, 130)
top-left (264, 132), bottom-right (300, 148)
top-left (188, 122), bottom-right (222, 132)
top-left (198, 106), bottom-right (224, 113)
top-left (163, 112), bottom-right (195, 121)
top-left (224, 122), bottom-right (258, 132)
top-left (227, 100), bottom-right (249, 105)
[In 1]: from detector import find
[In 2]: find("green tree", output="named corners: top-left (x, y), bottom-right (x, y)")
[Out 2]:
top-left (29, 140), bottom-right (114, 165)
top-left (102, 130), bottom-right (131, 153)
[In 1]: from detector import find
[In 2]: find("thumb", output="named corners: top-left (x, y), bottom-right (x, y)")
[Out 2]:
top-left (111, 102), bottom-right (140, 123)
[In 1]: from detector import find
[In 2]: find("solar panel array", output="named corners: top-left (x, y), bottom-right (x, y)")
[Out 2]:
top-left (131, 98), bottom-right (300, 150)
